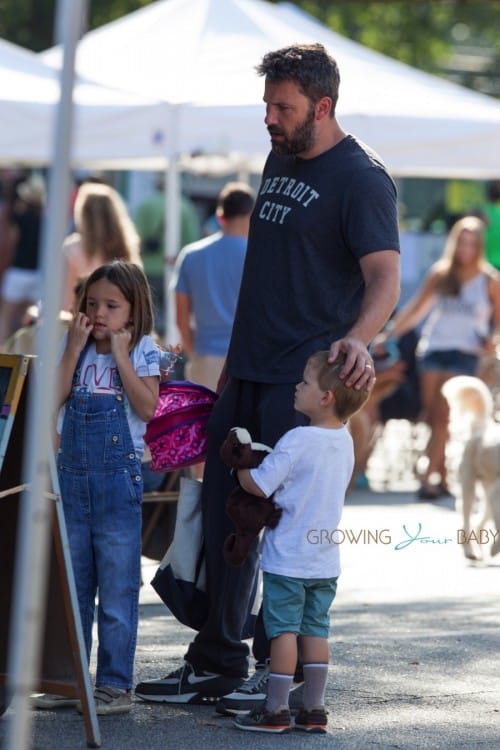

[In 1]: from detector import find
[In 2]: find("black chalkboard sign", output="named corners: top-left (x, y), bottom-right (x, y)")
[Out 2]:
top-left (0, 354), bottom-right (101, 747)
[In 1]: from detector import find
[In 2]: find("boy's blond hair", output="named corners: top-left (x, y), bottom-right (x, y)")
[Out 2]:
top-left (307, 350), bottom-right (370, 421)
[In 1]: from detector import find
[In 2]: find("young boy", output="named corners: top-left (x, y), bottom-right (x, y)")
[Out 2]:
top-left (233, 350), bottom-right (370, 734)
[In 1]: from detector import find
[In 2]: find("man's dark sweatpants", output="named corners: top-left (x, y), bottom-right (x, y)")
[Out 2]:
top-left (184, 377), bottom-right (307, 677)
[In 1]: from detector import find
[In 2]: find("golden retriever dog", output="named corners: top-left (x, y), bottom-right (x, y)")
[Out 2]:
top-left (441, 376), bottom-right (500, 560)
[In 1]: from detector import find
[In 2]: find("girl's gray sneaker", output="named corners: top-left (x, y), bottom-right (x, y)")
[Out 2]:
top-left (76, 686), bottom-right (132, 716)
top-left (31, 694), bottom-right (79, 709)
top-left (94, 686), bottom-right (132, 715)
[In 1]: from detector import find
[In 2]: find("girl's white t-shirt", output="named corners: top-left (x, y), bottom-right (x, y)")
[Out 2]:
top-left (250, 425), bottom-right (354, 579)
top-left (57, 334), bottom-right (160, 456)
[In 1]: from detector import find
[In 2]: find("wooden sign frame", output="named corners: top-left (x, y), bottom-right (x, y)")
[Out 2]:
top-left (0, 353), bottom-right (30, 470)
top-left (0, 354), bottom-right (101, 747)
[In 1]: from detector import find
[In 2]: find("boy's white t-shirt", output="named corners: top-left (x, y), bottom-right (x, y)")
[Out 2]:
top-left (250, 425), bottom-right (354, 579)
top-left (57, 334), bottom-right (160, 456)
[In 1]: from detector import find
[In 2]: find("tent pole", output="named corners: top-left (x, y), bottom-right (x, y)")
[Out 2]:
top-left (164, 105), bottom-right (181, 344)
top-left (5, 1), bottom-right (87, 748)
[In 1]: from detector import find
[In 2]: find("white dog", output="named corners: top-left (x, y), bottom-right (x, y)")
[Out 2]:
top-left (441, 376), bottom-right (500, 560)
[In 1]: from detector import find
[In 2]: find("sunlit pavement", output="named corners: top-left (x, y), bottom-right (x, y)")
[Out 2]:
top-left (2, 421), bottom-right (499, 749)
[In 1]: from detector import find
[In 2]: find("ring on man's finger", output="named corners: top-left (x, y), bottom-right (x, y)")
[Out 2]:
top-left (365, 364), bottom-right (372, 369)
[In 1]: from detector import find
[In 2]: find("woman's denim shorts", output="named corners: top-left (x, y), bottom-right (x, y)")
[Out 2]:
top-left (418, 349), bottom-right (478, 376)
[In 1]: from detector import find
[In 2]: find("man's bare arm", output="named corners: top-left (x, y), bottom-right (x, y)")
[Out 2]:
top-left (329, 249), bottom-right (400, 389)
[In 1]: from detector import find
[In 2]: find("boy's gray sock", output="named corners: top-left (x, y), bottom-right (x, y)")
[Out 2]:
top-left (265, 673), bottom-right (293, 712)
top-left (303, 662), bottom-right (328, 710)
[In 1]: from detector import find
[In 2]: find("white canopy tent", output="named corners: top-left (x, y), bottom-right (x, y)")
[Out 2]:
top-left (0, 36), bottom-right (168, 168)
top-left (40, 0), bottom-right (500, 180)
top-left (39, 0), bottom-right (500, 338)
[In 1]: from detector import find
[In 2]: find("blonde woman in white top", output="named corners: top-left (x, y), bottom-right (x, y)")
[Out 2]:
top-left (378, 215), bottom-right (500, 499)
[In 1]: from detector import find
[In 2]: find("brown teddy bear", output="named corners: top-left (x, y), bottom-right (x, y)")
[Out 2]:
top-left (219, 427), bottom-right (282, 566)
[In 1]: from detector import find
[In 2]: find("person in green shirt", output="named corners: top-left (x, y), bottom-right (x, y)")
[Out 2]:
top-left (483, 181), bottom-right (500, 270)
top-left (134, 175), bottom-right (200, 329)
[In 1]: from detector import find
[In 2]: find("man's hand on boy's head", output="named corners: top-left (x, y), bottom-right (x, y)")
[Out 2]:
top-left (328, 335), bottom-right (375, 391)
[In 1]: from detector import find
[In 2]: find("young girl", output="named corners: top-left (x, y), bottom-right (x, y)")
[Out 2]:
top-left (56, 260), bottom-right (159, 715)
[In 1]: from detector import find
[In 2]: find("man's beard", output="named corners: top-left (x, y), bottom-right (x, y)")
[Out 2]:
top-left (269, 105), bottom-right (316, 156)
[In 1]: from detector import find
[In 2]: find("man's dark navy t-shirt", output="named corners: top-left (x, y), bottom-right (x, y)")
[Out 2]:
top-left (226, 135), bottom-right (400, 383)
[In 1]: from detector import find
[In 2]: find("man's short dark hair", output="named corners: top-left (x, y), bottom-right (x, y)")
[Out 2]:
top-left (256, 43), bottom-right (340, 116)
top-left (217, 181), bottom-right (256, 219)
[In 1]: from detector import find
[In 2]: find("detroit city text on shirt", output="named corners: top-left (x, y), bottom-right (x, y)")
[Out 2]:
top-left (258, 176), bottom-right (320, 224)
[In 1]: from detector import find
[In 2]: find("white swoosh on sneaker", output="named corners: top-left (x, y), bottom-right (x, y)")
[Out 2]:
top-left (187, 672), bottom-right (220, 685)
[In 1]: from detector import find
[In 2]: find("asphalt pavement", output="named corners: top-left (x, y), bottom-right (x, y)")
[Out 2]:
top-left (1, 421), bottom-right (500, 749)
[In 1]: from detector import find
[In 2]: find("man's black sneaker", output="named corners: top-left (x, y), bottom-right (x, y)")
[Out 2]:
top-left (233, 705), bottom-right (292, 734)
top-left (294, 706), bottom-right (328, 733)
top-left (135, 661), bottom-right (244, 704)
top-left (216, 661), bottom-right (304, 716)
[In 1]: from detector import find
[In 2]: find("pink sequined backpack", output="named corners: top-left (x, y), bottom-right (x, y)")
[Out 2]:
top-left (145, 380), bottom-right (218, 471)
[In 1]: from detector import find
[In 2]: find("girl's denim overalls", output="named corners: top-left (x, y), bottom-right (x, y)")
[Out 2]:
top-left (57, 354), bottom-right (143, 690)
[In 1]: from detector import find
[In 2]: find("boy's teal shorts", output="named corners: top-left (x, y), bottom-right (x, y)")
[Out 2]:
top-left (263, 571), bottom-right (338, 640)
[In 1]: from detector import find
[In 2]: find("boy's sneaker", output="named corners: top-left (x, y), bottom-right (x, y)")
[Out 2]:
top-left (233, 705), bottom-right (292, 734)
top-left (294, 706), bottom-right (328, 733)
top-left (216, 661), bottom-right (303, 716)
top-left (31, 694), bottom-right (79, 709)
top-left (135, 661), bottom-right (243, 704)
top-left (215, 661), bottom-right (269, 715)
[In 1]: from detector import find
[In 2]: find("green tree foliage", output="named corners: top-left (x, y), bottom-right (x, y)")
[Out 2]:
top-left (0, 0), bottom-right (152, 51)
top-left (89, 0), bottom-right (155, 32)
top-left (1, 0), bottom-right (499, 96)
top-left (297, 1), bottom-right (500, 97)
top-left (299, 1), bottom-right (450, 71)
top-left (0, 0), bottom-right (55, 51)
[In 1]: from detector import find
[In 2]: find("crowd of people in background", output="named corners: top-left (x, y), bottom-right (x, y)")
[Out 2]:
top-left (0, 173), bottom-right (45, 346)
top-left (0, 167), bottom-right (499, 495)
top-left (0, 164), bottom-right (499, 467)
top-left (0, 67), bottom-right (499, 727)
